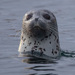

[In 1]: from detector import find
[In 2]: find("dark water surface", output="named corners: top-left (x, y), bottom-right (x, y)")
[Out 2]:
top-left (0, 0), bottom-right (75, 75)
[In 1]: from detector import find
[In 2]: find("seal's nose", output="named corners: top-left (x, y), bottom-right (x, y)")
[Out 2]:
top-left (34, 26), bottom-right (40, 30)
top-left (35, 18), bottom-right (38, 21)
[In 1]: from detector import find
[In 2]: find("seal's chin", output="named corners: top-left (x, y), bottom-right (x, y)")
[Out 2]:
top-left (30, 26), bottom-right (46, 38)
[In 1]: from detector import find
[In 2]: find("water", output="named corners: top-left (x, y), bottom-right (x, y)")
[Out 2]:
top-left (0, 0), bottom-right (75, 75)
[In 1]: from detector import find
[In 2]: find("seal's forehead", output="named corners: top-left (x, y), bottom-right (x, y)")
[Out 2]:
top-left (39, 9), bottom-right (51, 14)
top-left (26, 9), bottom-right (52, 15)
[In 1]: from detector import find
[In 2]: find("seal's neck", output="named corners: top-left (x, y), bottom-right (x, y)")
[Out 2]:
top-left (18, 31), bottom-right (60, 58)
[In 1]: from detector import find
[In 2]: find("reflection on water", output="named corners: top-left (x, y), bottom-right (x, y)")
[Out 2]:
top-left (22, 57), bottom-right (57, 75)
top-left (22, 56), bottom-right (57, 64)
top-left (28, 73), bottom-right (57, 75)
top-left (18, 50), bottom-right (75, 75)
top-left (17, 53), bottom-right (58, 75)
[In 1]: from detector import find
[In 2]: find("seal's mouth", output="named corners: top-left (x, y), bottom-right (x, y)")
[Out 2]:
top-left (30, 26), bottom-right (46, 37)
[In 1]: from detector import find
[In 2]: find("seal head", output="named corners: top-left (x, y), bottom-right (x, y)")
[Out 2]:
top-left (18, 9), bottom-right (60, 60)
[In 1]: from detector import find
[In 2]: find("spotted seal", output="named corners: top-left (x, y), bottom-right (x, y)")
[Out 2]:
top-left (18, 9), bottom-right (61, 60)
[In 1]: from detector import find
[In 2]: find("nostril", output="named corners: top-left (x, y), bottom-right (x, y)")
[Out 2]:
top-left (35, 18), bottom-right (38, 21)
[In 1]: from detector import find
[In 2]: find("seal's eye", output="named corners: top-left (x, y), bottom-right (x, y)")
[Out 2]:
top-left (43, 14), bottom-right (50, 20)
top-left (26, 13), bottom-right (33, 20)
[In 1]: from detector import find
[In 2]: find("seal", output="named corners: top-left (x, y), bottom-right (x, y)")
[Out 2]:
top-left (18, 9), bottom-right (61, 60)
